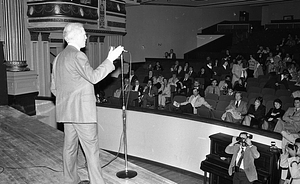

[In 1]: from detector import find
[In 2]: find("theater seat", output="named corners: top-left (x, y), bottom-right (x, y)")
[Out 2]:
top-left (197, 106), bottom-right (211, 118)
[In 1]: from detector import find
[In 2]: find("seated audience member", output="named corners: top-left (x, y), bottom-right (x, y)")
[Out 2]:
top-left (141, 80), bottom-right (158, 108)
top-left (233, 78), bottom-right (247, 92)
top-left (170, 60), bottom-right (180, 72)
top-left (172, 88), bottom-right (213, 114)
top-left (143, 70), bottom-right (153, 83)
top-left (168, 72), bottom-right (180, 91)
top-left (183, 62), bottom-right (189, 73)
top-left (128, 69), bottom-right (138, 85)
top-left (198, 67), bottom-right (206, 78)
top-left (132, 79), bottom-right (144, 102)
top-left (264, 70), bottom-right (290, 91)
top-left (222, 92), bottom-right (248, 123)
top-left (219, 75), bottom-right (232, 95)
top-left (274, 97), bottom-right (300, 133)
top-left (262, 99), bottom-right (285, 131)
top-left (152, 76), bottom-right (162, 92)
top-left (243, 97), bottom-right (266, 128)
top-left (154, 61), bottom-right (163, 71)
top-left (177, 73), bottom-right (192, 96)
top-left (113, 78), bottom-right (131, 98)
top-left (187, 66), bottom-right (197, 79)
top-left (204, 79), bottom-right (221, 97)
top-left (217, 59), bottom-right (231, 78)
top-left (158, 78), bottom-right (171, 108)
top-left (164, 51), bottom-right (170, 59)
top-left (176, 65), bottom-right (184, 79)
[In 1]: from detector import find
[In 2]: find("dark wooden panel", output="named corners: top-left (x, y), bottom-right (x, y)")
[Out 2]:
top-left (0, 42), bottom-right (8, 105)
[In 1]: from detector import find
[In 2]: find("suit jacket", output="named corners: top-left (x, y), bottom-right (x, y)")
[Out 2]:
top-left (51, 45), bottom-right (115, 123)
top-left (226, 100), bottom-right (248, 115)
top-left (247, 104), bottom-right (266, 121)
top-left (143, 85), bottom-right (158, 97)
top-left (217, 65), bottom-right (231, 77)
top-left (283, 107), bottom-right (300, 124)
top-left (132, 85), bottom-right (143, 96)
top-left (225, 143), bottom-right (260, 182)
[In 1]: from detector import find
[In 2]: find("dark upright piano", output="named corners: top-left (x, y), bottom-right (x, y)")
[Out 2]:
top-left (200, 133), bottom-right (280, 184)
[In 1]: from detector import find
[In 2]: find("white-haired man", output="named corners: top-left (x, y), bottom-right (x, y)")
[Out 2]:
top-left (51, 23), bottom-right (124, 184)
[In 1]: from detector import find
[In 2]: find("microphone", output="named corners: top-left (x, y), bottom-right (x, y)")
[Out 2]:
top-left (123, 50), bottom-right (128, 53)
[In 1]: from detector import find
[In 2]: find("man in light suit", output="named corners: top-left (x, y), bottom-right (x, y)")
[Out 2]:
top-left (51, 23), bottom-right (124, 184)
top-left (141, 79), bottom-right (158, 108)
top-left (223, 92), bottom-right (248, 123)
top-left (225, 132), bottom-right (260, 184)
top-left (274, 97), bottom-right (300, 133)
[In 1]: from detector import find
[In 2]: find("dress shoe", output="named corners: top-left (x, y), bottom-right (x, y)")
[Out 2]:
top-left (78, 180), bottom-right (90, 184)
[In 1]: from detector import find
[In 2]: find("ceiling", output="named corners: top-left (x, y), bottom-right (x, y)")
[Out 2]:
top-left (137, 0), bottom-right (294, 8)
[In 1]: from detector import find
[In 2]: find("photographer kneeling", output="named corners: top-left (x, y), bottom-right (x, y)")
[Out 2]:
top-left (280, 138), bottom-right (300, 184)
top-left (225, 132), bottom-right (260, 184)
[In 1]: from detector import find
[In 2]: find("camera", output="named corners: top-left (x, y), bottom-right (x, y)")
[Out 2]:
top-left (288, 143), bottom-right (298, 150)
top-left (236, 133), bottom-right (253, 142)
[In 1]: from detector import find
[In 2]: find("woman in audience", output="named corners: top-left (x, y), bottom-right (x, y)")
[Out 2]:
top-left (204, 78), bottom-right (220, 97)
top-left (158, 78), bottom-right (171, 109)
top-left (231, 55), bottom-right (246, 86)
top-left (243, 97), bottom-right (266, 128)
top-left (262, 99), bottom-right (285, 131)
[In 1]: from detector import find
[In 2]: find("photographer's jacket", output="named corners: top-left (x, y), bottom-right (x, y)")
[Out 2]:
top-left (225, 143), bottom-right (260, 182)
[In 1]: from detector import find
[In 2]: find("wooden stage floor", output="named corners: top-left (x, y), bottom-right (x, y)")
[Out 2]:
top-left (0, 106), bottom-right (176, 184)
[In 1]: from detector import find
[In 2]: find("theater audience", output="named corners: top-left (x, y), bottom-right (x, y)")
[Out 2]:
top-left (262, 99), bottom-right (285, 131)
top-left (243, 97), bottom-right (266, 128)
top-left (204, 79), bottom-right (221, 97)
top-left (274, 97), bottom-right (300, 133)
top-left (183, 62), bottom-right (189, 73)
top-left (169, 49), bottom-right (176, 59)
top-left (171, 88), bottom-right (213, 114)
top-left (222, 92), bottom-right (248, 123)
top-left (198, 67), bottom-right (206, 78)
top-left (168, 72), bottom-right (180, 90)
top-left (203, 58), bottom-right (215, 88)
top-left (141, 80), bottom-right (158, 108)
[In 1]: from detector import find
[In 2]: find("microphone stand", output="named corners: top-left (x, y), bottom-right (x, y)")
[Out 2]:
top-left (116, 53), bottom-right (137, 179)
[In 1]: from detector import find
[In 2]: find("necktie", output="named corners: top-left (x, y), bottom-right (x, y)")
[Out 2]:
top-left (236, 148), bottom-right (244, 168)
top-left (148, 86), bottom-right (151, 96)
top-left (235, 101), bottom-right (239, 108)
top-left (212, 87), bottom-right (215, 94)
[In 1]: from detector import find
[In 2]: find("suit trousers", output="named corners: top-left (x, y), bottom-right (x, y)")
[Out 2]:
top-left (233, 171), bottom-right (252, 184)
top-left (64, 123), bottom-right (105, 184)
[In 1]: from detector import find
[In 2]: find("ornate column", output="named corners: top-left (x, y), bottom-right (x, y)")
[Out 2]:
top-left (2, 0), bottom-right (29, 71)
top-left (2, 0), bottom-right (38, 115)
